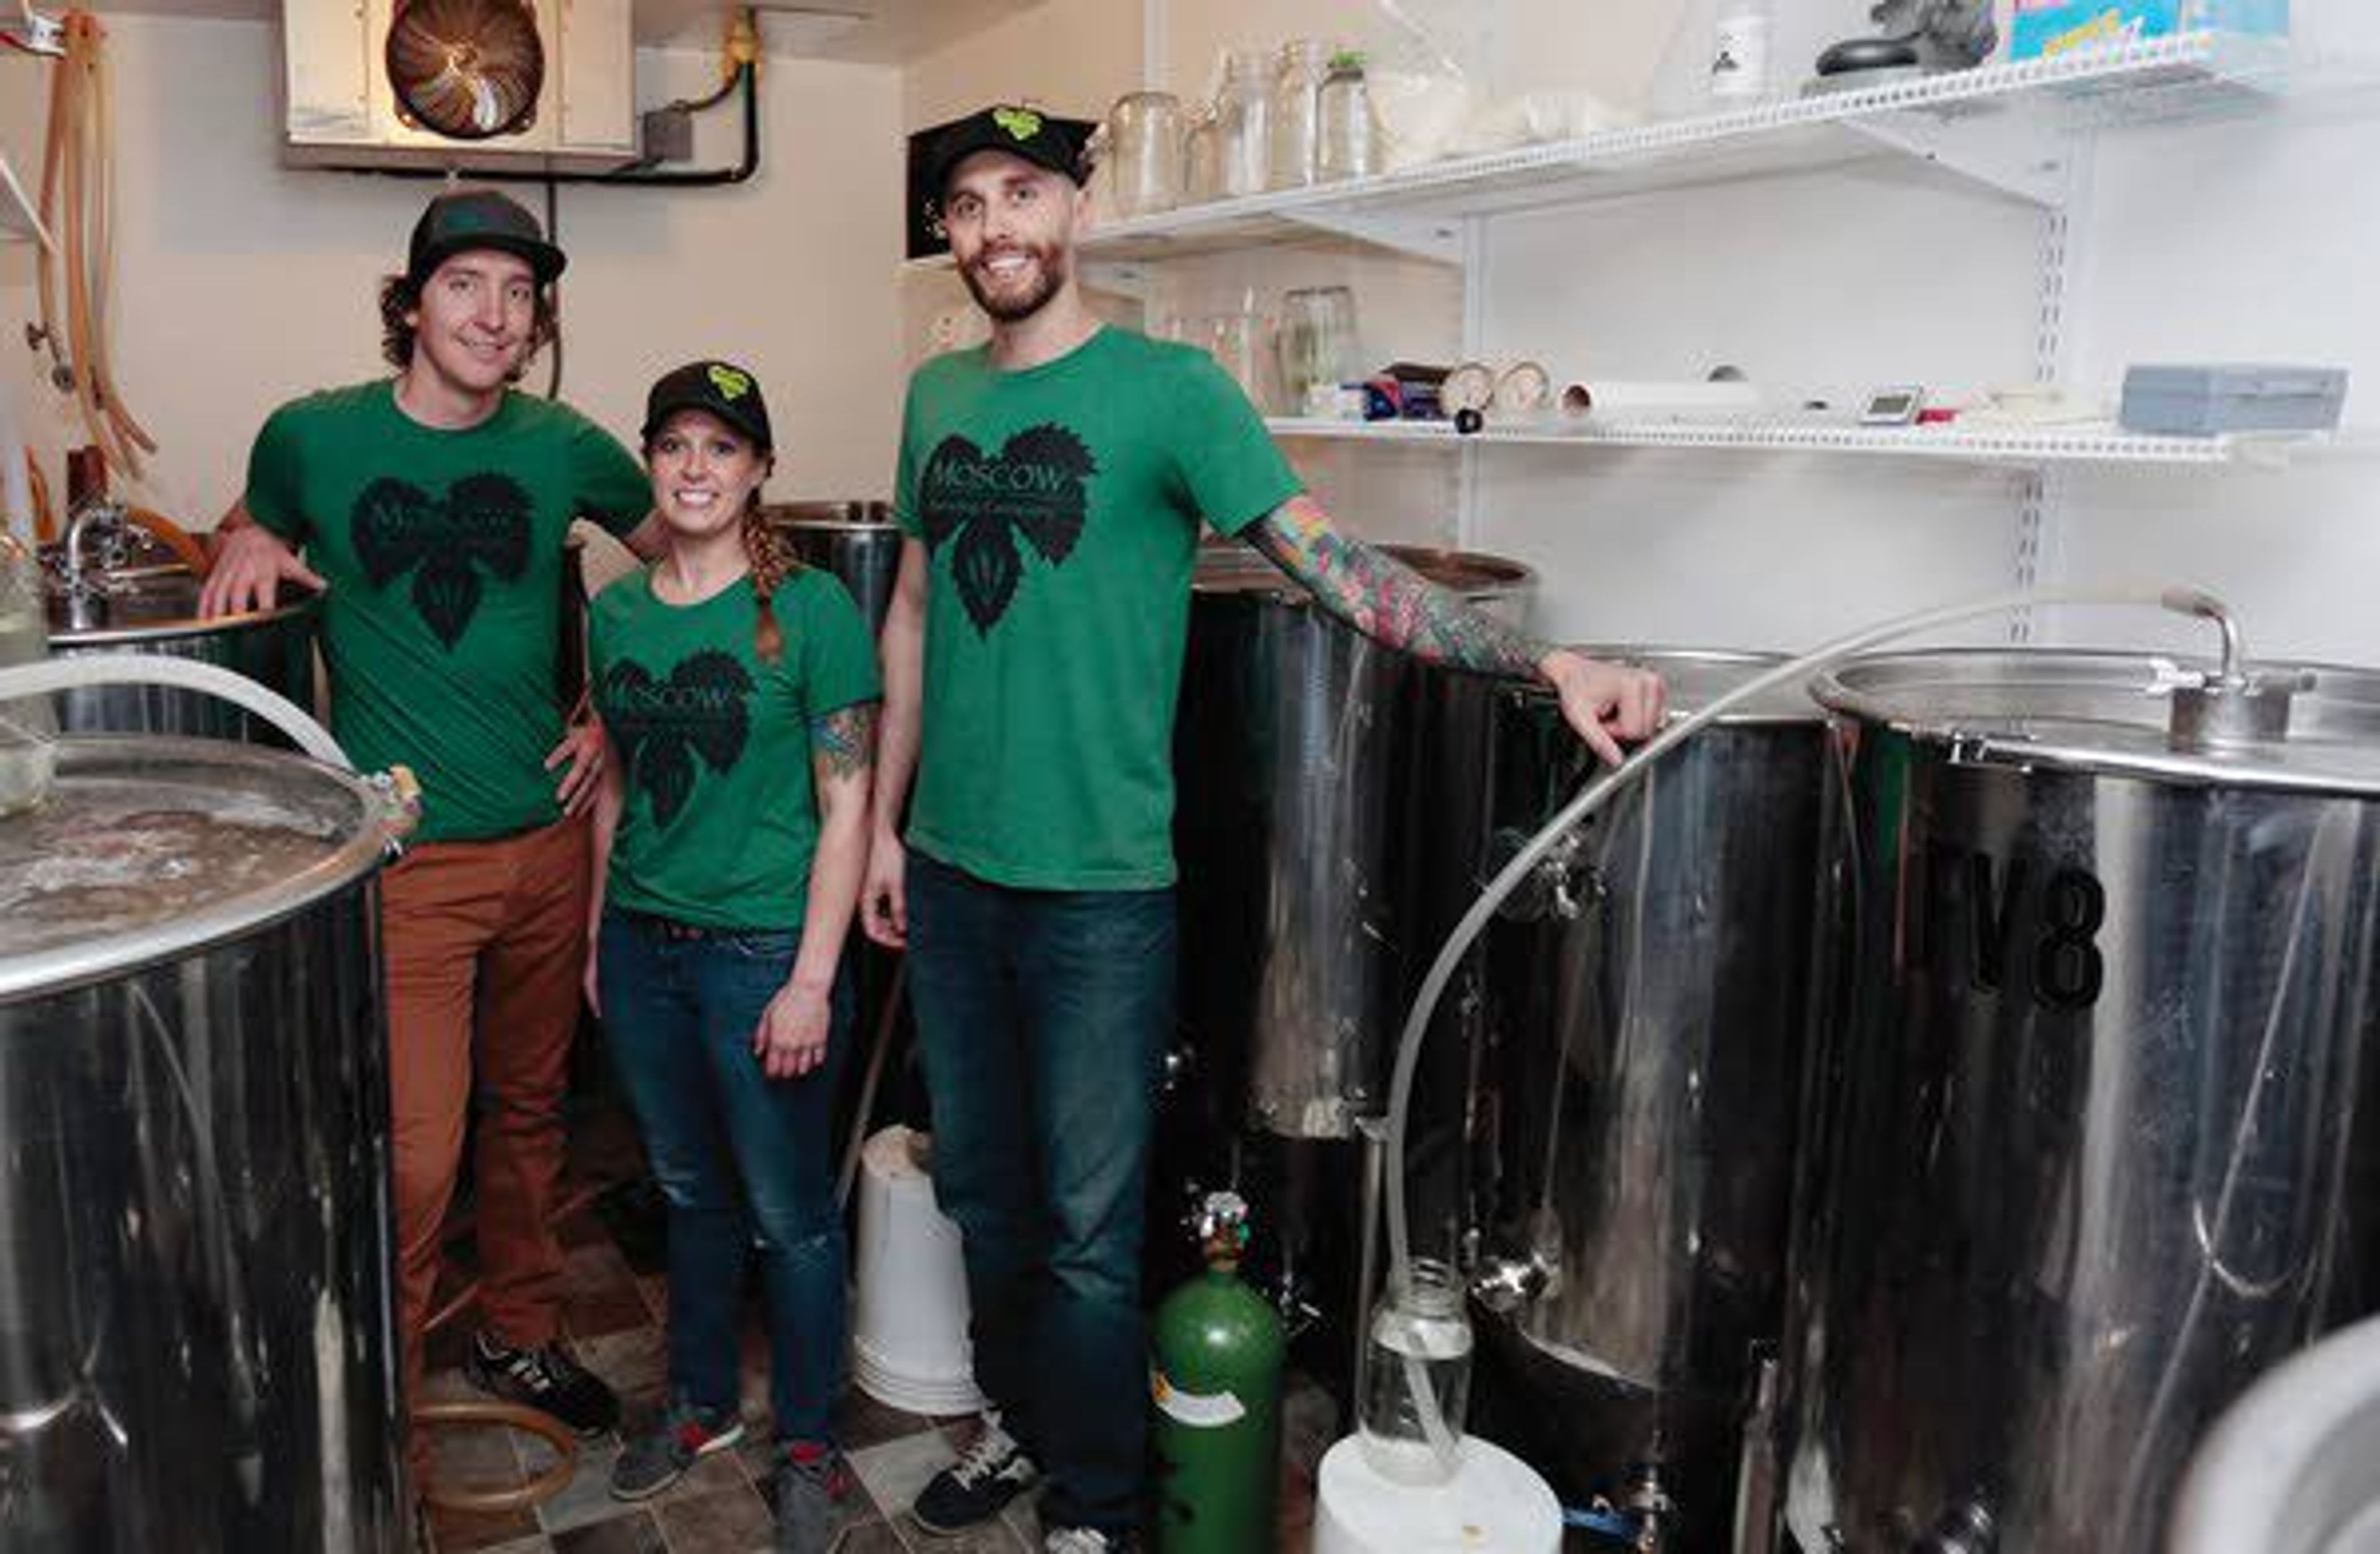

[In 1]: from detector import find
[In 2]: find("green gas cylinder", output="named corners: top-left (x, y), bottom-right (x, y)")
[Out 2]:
top-left (1151, 1191), bottom-right (1286, 1554)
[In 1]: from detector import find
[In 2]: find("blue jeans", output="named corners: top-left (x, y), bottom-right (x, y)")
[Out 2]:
top-left (597, 908), bottom-right (852, 1444)
top-left (904, 851), bottom-right (1175, 1535)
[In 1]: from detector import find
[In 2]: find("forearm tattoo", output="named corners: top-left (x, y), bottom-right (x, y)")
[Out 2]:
top-left (811, 704), bottom-right (880, 782)
top-left (1249, 496), bottom-right (1547, 679)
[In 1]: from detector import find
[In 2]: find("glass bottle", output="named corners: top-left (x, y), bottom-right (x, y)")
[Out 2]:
top-left (1316, 51), bottom-right (1377, 182)
top-left (1357, 1258), bottom-right (1473, 1485)
top-left (1709, 0), bottom-right (1775, 105)
top-left (1214, 48), bottom-right (1274, 199)
top-left (1104, 91), bottom-right (1184, 219)
top-left (1182, 102), bottom-right (1223, 204)
top-left (1267, 38), bottom-right (1333, 190)
top-left (0, 529), bottom-right (57, 817)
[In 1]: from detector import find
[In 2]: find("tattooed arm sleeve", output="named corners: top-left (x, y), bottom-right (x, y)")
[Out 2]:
top-left (1246, 495), bottom-right (1550, 679)
top-left (811, 703), bottom-right (881, 786)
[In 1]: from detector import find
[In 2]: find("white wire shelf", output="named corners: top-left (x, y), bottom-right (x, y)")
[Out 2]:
top-left (1264, 415), bottom-right (2326, 468)
top-left (1077, 33), bottom-right (2289, 265)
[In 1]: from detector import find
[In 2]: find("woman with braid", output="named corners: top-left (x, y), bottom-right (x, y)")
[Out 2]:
top-left (583, 361), bottom-right (880, 1552)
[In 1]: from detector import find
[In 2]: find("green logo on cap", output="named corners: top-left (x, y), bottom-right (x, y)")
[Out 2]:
top-left (707, 363), bottom-right (752, 400)
top-left (992, 107), bottom-right (1044, 142)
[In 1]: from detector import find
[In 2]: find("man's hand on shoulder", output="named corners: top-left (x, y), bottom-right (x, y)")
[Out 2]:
top-left (200, 521), bottom-right (325, 619)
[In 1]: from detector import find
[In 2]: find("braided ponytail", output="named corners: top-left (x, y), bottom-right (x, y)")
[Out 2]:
top-left (742, 503), bottom-right (801, 663)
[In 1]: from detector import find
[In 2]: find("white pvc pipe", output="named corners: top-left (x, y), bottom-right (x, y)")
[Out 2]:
top-left (1377, 582), bottom-right (2211, 1481)
top-left (0, 653), bottom-right (350, 767)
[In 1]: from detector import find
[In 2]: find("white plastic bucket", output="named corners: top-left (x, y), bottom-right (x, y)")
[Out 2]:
top-left (850, 1126), bottom-right (985, 1415)
top-left (1313, 1434), bottom-right (1561, 1554)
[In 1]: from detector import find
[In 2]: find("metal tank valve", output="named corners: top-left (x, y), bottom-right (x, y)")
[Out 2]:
top-left (2153, 586), bottom-right (2317, 751)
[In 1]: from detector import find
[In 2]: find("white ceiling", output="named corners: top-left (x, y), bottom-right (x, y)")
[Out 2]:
top-left (73, 0), bottom-right (1044, 60)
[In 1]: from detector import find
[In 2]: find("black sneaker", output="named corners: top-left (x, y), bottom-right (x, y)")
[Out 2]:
top-left (912, 1415), bottom-right (1038, 1535)
top-left (463, 1330), bottom-right (620, 1437)
top-left (610, 1400), bottom-right (746, 1501)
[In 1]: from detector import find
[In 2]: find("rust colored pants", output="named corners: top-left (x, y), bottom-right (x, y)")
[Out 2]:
top-left (381, 815), bottom-right (591, 1406)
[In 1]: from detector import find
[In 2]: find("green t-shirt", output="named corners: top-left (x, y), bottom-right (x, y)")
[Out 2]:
top-left (589, 567), bottom-right (881, 932)
top-left (243, 381), bottom-right (650, 842)
top-left (892, 327), bottom-right (1303, 890)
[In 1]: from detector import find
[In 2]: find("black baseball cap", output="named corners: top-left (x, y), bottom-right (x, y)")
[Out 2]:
top-left (642, 360), bottom-right (774, 453)
top-left (927, 104), bottom-right (1088, 198)
top-left (406, 188), bottom-right (566, 288)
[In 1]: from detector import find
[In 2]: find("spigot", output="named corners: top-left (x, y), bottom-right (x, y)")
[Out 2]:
top-left (1469, 1248), bottom-right (1557, 1316)
top-left (2151, 588), bottom-right (2316, 751)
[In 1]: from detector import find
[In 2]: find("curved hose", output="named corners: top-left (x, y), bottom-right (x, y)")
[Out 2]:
top-left (411, 1400), bottom-right (578, 1514)
top-left (0, 653), bottom-right (348, 766)
top-left (1379, 583), bottom-right (2200, 1478)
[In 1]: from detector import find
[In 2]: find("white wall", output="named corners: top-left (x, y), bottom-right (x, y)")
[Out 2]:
top-left (0, 16), bottom-right (907, 539)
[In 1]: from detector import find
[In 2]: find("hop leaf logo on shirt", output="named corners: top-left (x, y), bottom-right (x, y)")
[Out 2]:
top-left (350, 472), bottom-right (534, 648)
top-left (602, 651), bottom-right (755, 828)
top-left (919, 424), bottom-right (1097, 635)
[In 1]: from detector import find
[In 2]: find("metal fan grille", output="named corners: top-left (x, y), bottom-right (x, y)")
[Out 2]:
top-left (386, 0), bottom-right (544, 141)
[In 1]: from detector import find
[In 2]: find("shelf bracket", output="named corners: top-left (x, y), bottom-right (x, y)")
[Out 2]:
top-left (1840, 110), bottom-right (2070, 206)
top-left (1278, 205), bottom-right (1466, 266)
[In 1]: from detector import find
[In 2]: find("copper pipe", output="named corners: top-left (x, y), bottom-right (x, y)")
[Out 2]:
top-left (33, 19), bottom-right (68, 377)
top-left (85, 20), bottom-right (152, 461)
top-left (25, 454), bottom-right (55, 545)
top-left (412, 1399), bottom-right (579, 1516)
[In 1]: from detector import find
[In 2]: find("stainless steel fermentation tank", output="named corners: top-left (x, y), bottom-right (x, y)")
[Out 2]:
top-left (763, 501), bottom-right (902, 633)
top-left (1168, 542), bottom-right (1530, 1348)
top-left (1408, 651), bottom-right (1830, 1551)
top-left (0, 736), bottom-right (410, 1552)
top-left (1781, 647), bottom-right (2380, 1554)
top-left (1174, 542), bottom-right (1534, 1143)
top-left (45, 544), bottom-right (317, 743)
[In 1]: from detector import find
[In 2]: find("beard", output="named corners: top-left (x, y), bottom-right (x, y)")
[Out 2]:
top-left (959, 241), bottom-right (1068, 324)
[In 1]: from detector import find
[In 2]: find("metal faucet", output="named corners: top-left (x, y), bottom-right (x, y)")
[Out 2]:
top-left (57, 498), bottom-right (127, 630)
top-left (2152, 588), bottom-right (2316, 751)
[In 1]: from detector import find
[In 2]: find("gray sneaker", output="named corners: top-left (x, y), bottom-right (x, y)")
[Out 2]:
top-left (1045, 1529), bottom-right (1131, 1553)
top-left (773, 1444), bottom-right (856, 1553)
top-left (610, 1400), bottom-right (746, 1501)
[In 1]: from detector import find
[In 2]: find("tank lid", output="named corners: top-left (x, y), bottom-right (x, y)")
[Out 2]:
top-left (1193, 541), bottom-right (1535, 601)
top-left (758, 500), bottom-right (897, 532)
top-left (0, 737), bottom-right (394, 1002)
top-left (1814, 650), bottom-right (2380, 795)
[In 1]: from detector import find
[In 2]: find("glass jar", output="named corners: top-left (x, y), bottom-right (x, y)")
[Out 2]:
top-left (1181, 104), bottom-right (1223, 204)
top-left (1206, 306), bottom-right (1278, 414)
top-left (1357, 1258), bottom-right (1473, 1485)
top-left (1104, 91), bottom-right (1184, 219)
top-left (1214, 48), bottom-right (1274, 199)
top-left (1267, 38), bottom-right (1332, 190)
top-left (0, 531), bottom-right (57, 818)
top-left (1316, 51), bottom-right (1377, 182)
top-left (1276, 285), bottom-right (1359, 415)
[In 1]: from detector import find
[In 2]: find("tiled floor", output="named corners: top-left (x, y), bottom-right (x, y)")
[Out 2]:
top-left (416, 1099), bottom-right (1327, 1553)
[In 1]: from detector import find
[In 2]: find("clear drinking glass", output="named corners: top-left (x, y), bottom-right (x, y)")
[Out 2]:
top-left (1276, 285), bottom-right (1359, 415)
top-left (1267, 38), bottom-right (1333, 190)
top-left (1215, 48), bottom-right (1274, 198)
top-left (1357, 1258), bottom-right (1473, 1486)
top-left (1104, 91), bottom-right (1184, 219)
top-left (1316, 52), bottom-right (1377, 182)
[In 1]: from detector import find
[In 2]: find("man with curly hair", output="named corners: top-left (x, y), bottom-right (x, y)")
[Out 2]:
top-left (863, 107), bottom-right (1667, 1554)
top-left (203, 188), bottom-right (662, 1459)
